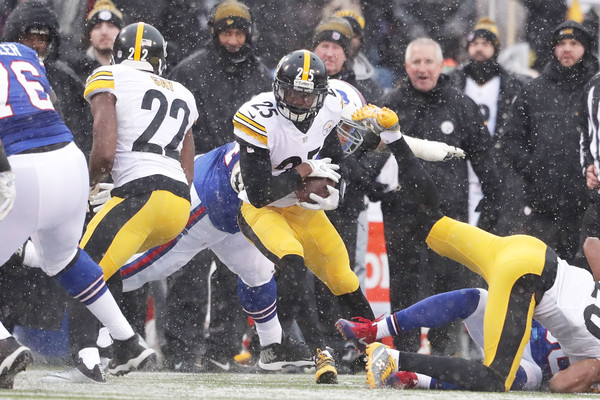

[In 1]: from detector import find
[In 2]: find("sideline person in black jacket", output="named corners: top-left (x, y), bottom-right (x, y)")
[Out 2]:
top-left (168, 0), bottom-right (271, 155)
top-left (378, 37), bottom-right (501, 356)
top-left (502, 20), bottom-right (599, 265)
top-left (449, 17), bottom-right (530, 235)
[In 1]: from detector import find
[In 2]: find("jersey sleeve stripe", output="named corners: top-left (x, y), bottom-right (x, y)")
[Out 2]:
top-left (233, 121), bottom-right (268, 146)
top-left (84, 79), bottom-right (116, 99)
top-left (85, 70), bottom-right (114, 85)
top-left (234, 111), bottom-right (267, 133)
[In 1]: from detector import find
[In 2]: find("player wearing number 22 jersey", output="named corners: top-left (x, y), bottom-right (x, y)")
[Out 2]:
top-left (69, 23), bottom-right (197, 369)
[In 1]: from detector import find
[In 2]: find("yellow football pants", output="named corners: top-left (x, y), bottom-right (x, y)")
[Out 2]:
top-left (80, 190), bottom-right (190, 279)
top-left (239, 202), bottom-right (359, 296)
top-left (426, 216), bottom-right (549, 391)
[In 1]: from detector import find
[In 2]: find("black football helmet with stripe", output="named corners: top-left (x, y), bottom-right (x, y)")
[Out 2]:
top-left (273, 50), bottom-right (328, 123)
top-left (112, 22), bottom-right (167, 76)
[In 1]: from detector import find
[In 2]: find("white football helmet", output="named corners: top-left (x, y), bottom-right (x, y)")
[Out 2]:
top-left (328, 79), bottom-right (367, 156)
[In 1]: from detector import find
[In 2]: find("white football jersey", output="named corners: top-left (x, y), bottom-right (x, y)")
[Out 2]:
top-left (84, 64), bottom-right (198, 188)
top-left (233, 90), bottom-right (343, 207)
top-left (534, 258), bottom-right (600, 363)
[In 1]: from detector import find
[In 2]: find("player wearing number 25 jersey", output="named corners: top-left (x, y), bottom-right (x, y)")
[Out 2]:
top-left (68, 23), bottom-right (197, 372)
top-left (234, 50), bottom-right (374, 384)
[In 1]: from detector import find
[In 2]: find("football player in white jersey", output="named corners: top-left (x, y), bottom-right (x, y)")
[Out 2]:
top-left (349, 104), bottom-right (600, 393)
top-left (233, 49), bottom-right (374, 384)
top-left (44, 22), bottom-right (198, 383)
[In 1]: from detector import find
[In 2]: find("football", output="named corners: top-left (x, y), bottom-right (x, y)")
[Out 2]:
top-left (295, 177), bottom-right (336, 203)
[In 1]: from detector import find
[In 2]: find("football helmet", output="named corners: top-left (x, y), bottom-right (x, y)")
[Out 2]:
top-left (112, 22), bottom-right (167, 75)
top-left (273, 50), bottom-right (328, 123)
top-left (328, 79), bottom-right (367, 156)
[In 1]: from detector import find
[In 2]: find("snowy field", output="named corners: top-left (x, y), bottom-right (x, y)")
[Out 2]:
top-left (0, 367), bottom-right (597, 400)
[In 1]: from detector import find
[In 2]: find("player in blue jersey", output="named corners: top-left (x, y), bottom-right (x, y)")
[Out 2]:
top-left (0, 42), bottom-right (154, 388)
top-left (337, 288), bottom-right (569, 391)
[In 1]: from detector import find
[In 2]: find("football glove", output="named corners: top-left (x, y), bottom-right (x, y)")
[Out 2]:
top-left (351, 104), bottom-right (400, 135)
top-left (305, 157), bottom-right (341, 183)
top-left (298, 185), bottom-right (340, 211)
top-left (89, 182), bottom-right (114, 213)
top-left (0, 171), bottom-right (16, 221)
top-left (403, 135), bottom-right (466, 162)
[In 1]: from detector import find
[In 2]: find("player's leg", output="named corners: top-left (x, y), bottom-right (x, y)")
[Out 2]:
top-left (37, 145), bottom-right (154, 380)
top-left (238, 203), bottom-right (338, 383)
top-left (82, 190), bottom-right (190, 279)
top-left (213, 232), bottom-right (313, 370)
top-left (300, 209), bottom-right (373, 320)
top-left (121, 203), bottom-right (214, 293)
top-left (337, 288), bottom-right (483, 353)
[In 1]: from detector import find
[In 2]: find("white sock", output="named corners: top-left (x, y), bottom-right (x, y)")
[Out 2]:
top-left (23, 240), bottom-right (43, 269)
top-left (0, 322), bottom-right (11, 340)
top-left (414, 373), bottom-right (433, 389)
top-left (376, 320), bottom-right (391, 340)
top-left (96, 326), bottom-right (113, 348)
top-left (79, 347), bottom-right (101, 370)
top-left (255, 318), bottom-right (282, 347)
top-left (85, 291), bottom-right (134, 341)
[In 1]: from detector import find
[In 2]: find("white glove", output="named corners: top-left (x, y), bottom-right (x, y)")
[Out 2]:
top-left (0, 171), bottom-right (16, 221)
top-left (298, 185), bottom-right (340, 210)
top-left (403, 136), bottom-right (466, 162)
top-left (89, 182), bottom-right (114, 213)
top-left (304, 157), bottom-right (341, 183)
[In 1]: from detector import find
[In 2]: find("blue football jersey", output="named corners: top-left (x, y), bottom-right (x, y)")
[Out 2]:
top-left (0, 43), bottom-right (72, 156)
top-left (529, 320), bottom-right (570, 382)
top-left (193, 142), bottom-right (241, 234)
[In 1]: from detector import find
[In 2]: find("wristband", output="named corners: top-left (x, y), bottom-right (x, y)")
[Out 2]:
top-left (380, 130), bottom-right (403, 144)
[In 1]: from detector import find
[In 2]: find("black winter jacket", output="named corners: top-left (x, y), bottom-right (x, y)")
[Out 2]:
top-left (168, 43), bottom-right (272, 154)
top-left (449, 64), bottom-right (529, 232)
top-left (379, 75), bottom-right (501, 221)
top-left (502, 54), bottom-right (599, 216)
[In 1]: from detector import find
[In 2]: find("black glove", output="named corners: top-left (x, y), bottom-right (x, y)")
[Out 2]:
top-left (366, 182), bottom-right (389, 203)
top-left (476, 195), bottom-right (499, 232)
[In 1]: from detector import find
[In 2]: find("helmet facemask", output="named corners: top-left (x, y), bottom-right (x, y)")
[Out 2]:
top-left (274, 79), bottom-right (328, 122)
top-left (336, 118), bottom-right (365, 156)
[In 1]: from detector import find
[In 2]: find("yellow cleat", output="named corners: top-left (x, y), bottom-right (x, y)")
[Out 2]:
top-left (314, 348), bottom-right (338, 384)
top-left (365, 342), bottom-right (397, 389)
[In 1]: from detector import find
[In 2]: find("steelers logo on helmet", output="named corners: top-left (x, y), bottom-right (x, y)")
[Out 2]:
top-left (112, 22), bottom-right (167, 76)
top-left (273, 50), bottom-right (328, 123)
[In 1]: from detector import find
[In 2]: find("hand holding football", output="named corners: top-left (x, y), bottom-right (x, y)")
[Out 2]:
top-left (295, 177), bottom-right (336, 204)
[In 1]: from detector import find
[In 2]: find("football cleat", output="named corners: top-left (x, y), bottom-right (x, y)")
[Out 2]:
top-left (314, 347), bottom-right (337, 384)
top-left (108, 333), bottom-right (156, 376)
top-left (258, 336), bottom-right (313, 371)
top-left (351, 104), bottom-right (400, 134)
top-left (335, 317), bottom-right (378, 354)
top-left (365, 342), bottom-right (397, 389)
top-left (41, 358), bottom-right (106, 384)
top-left (0, 336), bottom-right (33, 389)
top-left (385, 370), bottom-right (418, 389)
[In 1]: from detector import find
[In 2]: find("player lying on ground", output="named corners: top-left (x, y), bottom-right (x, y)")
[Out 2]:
top-left (337, 288), bottom-right (568, 390)
top-left (347, 104), bottom-right (600, 393)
